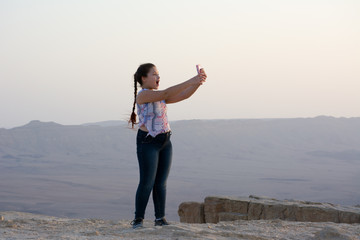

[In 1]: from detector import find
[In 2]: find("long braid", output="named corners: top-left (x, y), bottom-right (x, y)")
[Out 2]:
top-left (129, 63), bottom-right (155, 129)
top-left (130, 74), bottom-right (138, 128)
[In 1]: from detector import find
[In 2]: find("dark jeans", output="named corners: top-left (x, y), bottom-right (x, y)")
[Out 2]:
top-left (135, 129), bottom-right (172, 219)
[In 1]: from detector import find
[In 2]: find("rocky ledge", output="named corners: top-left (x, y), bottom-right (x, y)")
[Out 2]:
top-left (1, 211), bottom-right (360, 240)
top-left (178, 195), bottom-right (360, 224)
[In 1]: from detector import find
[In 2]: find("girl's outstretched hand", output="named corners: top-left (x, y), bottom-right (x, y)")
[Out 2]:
top-left (197, 69), bottom-right (207, 85)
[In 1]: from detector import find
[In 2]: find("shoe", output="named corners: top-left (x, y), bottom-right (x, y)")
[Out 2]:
top-left (154, 217), bottom-right (169, 226)
top-left (130, 218), bottom-right (143, 229)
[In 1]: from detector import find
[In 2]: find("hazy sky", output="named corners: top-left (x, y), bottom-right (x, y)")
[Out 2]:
top-left (1, 0), bottom-right (359, 128)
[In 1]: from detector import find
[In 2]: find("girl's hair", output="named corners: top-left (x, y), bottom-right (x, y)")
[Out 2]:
top-left (129, 63), bottom-right (155, 128)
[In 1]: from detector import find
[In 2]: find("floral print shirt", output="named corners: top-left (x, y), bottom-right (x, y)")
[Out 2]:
top-left (137, 88), bottom-right (171, 137)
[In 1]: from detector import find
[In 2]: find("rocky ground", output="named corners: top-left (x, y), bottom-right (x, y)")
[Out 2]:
top-left (1, 211), bottom-right (359, 240)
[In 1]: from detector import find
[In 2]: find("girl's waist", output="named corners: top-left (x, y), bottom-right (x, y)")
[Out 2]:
top-left (138, 128), bottom-right (172, 138)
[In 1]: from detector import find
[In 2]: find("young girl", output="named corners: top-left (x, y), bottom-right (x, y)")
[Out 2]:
top-left (129, 63), bottom-right (207, 228)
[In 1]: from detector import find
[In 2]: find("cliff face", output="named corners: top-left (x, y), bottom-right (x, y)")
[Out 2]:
top-left (178, 195), bottom-right (360, 224)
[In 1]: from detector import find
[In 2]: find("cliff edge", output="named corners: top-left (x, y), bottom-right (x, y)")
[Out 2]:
top-left (178, 195), bottom-right (360, 224)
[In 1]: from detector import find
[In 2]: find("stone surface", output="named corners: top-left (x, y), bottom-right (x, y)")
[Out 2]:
top-left (2, 211), bottom-right (360, 240)
top-left (179, 195), bottom-right (360, 224)
top-left (204, 196), bottom-right (249, 223)
top-left (178, 202), bottom-right (205, 223)
top-left (218, 212), bottom-right (248, 222)
top-left (339, 211), bottom-right (360, 224)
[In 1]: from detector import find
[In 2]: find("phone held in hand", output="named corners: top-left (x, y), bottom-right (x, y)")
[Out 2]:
top-left (196, 64), bottom-right (203, 74)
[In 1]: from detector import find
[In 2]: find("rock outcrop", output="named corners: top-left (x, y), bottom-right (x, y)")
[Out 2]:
top-left (178, 195), bottom-right (360, 224)
top-left (178, 202), bottom-right (205, 223)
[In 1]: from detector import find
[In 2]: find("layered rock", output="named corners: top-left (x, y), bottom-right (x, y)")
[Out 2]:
top-left (178, 195), bottom-right (360, 224)
top-left (178, 202), bottom-right (205, 223)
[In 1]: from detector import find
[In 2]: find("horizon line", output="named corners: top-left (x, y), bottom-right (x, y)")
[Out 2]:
top-left (2, 115), bottom-right (360, 130)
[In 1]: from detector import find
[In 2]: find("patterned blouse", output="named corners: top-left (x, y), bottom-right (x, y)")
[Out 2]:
top-left (137, 88), bottom-right (171, 137)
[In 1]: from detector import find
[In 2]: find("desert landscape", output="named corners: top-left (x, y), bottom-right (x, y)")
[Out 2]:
top-left (1, 117), bottom-right (359, 221)
top-left (2, 1), bottom-right (359, 238)
top-left (1, 117), bottom-right (360, 238)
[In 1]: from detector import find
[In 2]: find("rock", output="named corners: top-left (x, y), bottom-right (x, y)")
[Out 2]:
top-left (84, 231), bottom-right (100, 236)
top-left (0, 215), bottom-right (4, 221)
top-left (204, 196), bottom-right (248, 223)
top-left (218, 212), bottom-right (247, 222)
top-left (338, 211), bottom-right (360, 224)
top-left (203, 197), bottom-right (226, 223)
top-left (179, 196), bottom-right (360, 224)
top-left (295, 206), bottom-right (339, 223)
top-left (313, 226), bottom-right (353, 240)
top-left (247, 201), bottom-right (264, 220)
top-left (178, 202), bottom-right (205, 223)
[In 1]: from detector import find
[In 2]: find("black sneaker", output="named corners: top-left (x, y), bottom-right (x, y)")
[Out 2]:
top-left (130, 218), bottom-right (143, 229)
top-left (154, 217), bottom-right (169, 226)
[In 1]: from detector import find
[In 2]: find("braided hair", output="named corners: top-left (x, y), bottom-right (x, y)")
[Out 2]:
top-left (129, 63), bottom-right (155, 128)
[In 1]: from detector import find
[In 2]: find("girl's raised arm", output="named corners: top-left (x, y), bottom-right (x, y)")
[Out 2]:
top-left (136, 75), bottom-right (204, 105)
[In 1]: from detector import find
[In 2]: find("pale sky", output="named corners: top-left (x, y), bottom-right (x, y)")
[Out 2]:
top-left (1, 0), bottom-right (359, 128)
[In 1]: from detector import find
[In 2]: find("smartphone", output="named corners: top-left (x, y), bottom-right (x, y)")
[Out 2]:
top-left (196, 64), bottom-right (203, 74)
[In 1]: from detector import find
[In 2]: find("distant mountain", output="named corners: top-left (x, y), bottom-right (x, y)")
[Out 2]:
top-left (0, 120), bottom-right (134, 157)
top-left (2, 116), bottom-right (359, 160)
top-left (21, 120), bottom-right (64, 128)
top-left (81, 120), bottom-right (128, 127)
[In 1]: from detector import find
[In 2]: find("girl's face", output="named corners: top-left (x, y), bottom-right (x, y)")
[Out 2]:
top-left (142, 67), bottom-right (160, 90)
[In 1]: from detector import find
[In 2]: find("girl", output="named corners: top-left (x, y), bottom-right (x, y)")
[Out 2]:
top-left (129, 63), bottom-right (207, 228)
